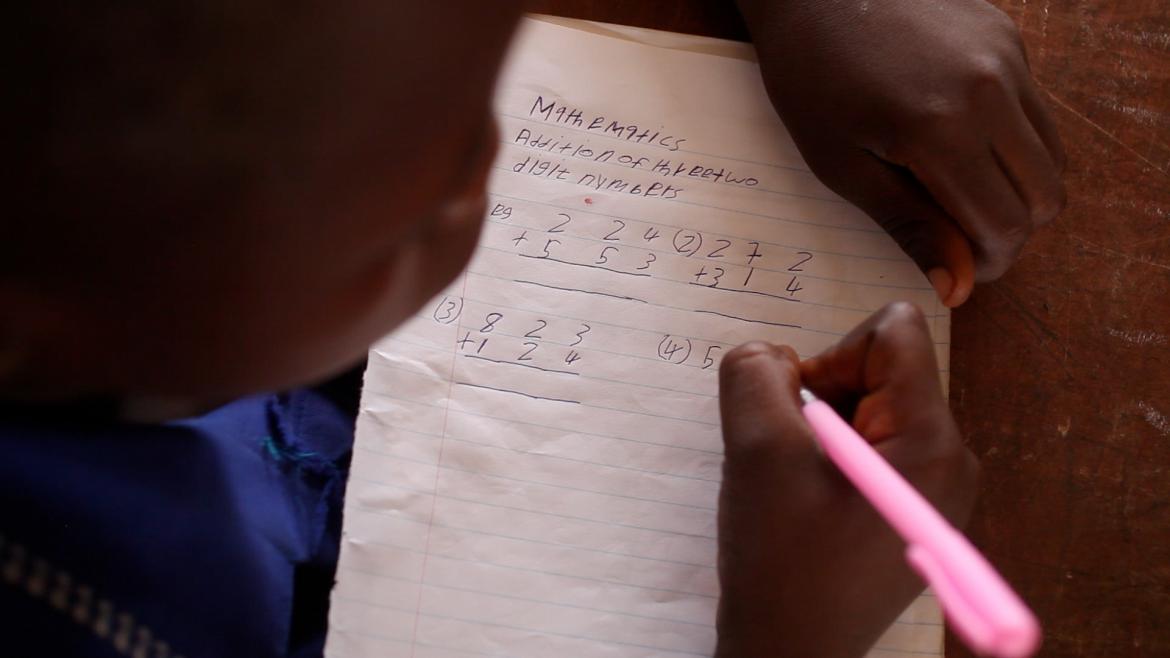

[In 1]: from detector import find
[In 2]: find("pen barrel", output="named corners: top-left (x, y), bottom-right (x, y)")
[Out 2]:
top-left (801, 400), bottom-right (952, 539)
top-left (801, 400), bottom-right (1040, 658)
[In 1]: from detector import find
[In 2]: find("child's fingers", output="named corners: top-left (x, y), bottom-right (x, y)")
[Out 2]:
top-left (992, 99), bottom-right (1067, 228)
top-left (715, 314), bottom-right (977, 657)
top-left (718, 342), bottom-right (818, 468)
top-left (1019, 82), bottom-right (1067, 175)
top-left (716, 341), bottom-right (842, 655)
top-left (810, 149), bottom-right (976, 307)
top-left (902, 135), bottom-right (1034, 282)
top-left (799, 302), bottom-right (978, 524)
top-left (799, 301), bottom-right (945, 425)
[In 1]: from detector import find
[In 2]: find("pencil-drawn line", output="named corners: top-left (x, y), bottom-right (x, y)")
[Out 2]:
top-left (495, 217), bottom-right (917, 287)
top-left (495, 165), bottom-right (885, 236)
top-left (687, 281), bottom-right (801, 303)
top-left (693, 309), bottom-right (800, 329)
top-left (490, 192), bottom-right (912, 264)
top-left (378, 340), bottom-right (718, 399)
top-left (517, 252), bottom-right (652, 277)
top-left (494, 232), bottom-right (932, 296)
top-left (465, 266), bottom-right (945, 343)
top-left (455, 381), bottom-right (580, 404)
top-left (463, 353), bottom-right (580, 376)
top-left (514, 278), bottom-right (648, 303)
top-left (470, 267), bottom-right (944, 349)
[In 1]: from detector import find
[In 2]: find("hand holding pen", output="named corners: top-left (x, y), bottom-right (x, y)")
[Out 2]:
top-left (714, 303), bottom-right (1035, 657)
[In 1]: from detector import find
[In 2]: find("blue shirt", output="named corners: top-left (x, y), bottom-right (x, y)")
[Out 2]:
top-left (0, 370), bottom-right (359, 658)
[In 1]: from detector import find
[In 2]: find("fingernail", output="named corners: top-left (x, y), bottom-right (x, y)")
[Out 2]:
top-left (927, 267), bottom-right (954, 306)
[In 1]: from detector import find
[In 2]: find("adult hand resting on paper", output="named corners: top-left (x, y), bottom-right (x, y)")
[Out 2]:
top-left (737, 0), bottom-right (1066, 307)
top-left (714, 302), bottom-right (979, 657)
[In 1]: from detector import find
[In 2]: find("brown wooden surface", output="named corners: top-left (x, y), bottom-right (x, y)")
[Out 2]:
top-left (528, 2), bottom-right (1170, 656)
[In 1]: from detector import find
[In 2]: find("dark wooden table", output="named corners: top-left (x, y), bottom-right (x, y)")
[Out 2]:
top-left (530, 2), bottom-right (1170, 655)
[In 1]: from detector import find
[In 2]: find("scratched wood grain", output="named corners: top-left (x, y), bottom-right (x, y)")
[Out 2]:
top-left (528, 2), bottom-right (1170, 656)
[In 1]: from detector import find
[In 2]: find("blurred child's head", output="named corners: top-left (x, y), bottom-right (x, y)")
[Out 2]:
top-left (3, 2), bottom-right (521, 406)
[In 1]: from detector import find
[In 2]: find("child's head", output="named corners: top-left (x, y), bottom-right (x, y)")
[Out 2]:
top-left (3, 2), bottom-right (521, 404)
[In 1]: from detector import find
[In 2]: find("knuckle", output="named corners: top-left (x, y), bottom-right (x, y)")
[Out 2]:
top-left (887, 98), bottom-right (960, 156)
top-left (720, 341), bottom-right (778, 374)
top-left (972, 219), bottom-right (1033, 280)
top-left (973, 229), bottom-right (1028, 280)
top-left (1000, 220), bottom-right (1034, 248)
top-left (965, 55), bottom-right (1012, 98)
top-left (973, 230), bottom-right (1028, 280)
top-left (867, 302), bottom-right (934, 354)
top-left (995, 10), bottom-right (1025, 47)
top-left (876, 301), bottom-right (928, 331)
top-left (1032, 181), bottom-right (1068, 225)
top-left (903, 98), bottom-right (961, 136)
top-left (974, 256), bottom-right (1012, 282)
top-left (719, 342), bottom-right (796, 395)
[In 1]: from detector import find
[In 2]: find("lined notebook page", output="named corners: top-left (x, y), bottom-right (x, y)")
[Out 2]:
top-left (326, 17), bottom-right (950, 658)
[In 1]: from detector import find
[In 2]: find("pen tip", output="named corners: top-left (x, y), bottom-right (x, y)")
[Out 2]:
top-left (799, 387), bottom-right (817, 405)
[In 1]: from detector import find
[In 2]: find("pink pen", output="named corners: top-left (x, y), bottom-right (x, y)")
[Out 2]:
top-left (798, 387), bottom-right (1041, 658)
